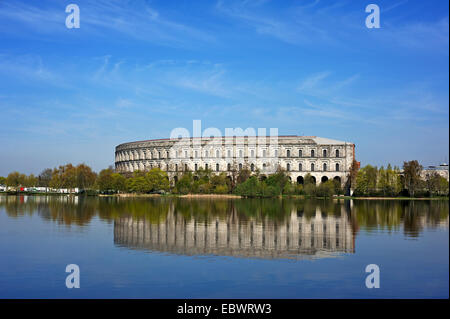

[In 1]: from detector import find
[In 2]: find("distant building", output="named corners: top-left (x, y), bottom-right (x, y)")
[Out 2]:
top-left (421, 163), bottom-right (449, 181)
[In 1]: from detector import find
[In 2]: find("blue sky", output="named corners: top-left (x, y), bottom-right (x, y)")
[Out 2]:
top-left (0, 0), bottom-right (448, 176)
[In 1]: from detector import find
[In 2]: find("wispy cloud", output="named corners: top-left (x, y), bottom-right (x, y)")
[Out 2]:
top-left (0, 0), bottom-right (215, 47)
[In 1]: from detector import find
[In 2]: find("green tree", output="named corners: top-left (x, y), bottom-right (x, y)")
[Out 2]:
top-left (0, 176), bottom-right (5, 185)
top-left (96, 168), bottom-right (115, 192)
top-left (6, 172), bottom-right (26, 187)
top-left (145, 168), bottom-right (170, 192)
top-left (75, 163), bottom-right (97, 189)
top-left (112, 173), bottom-right (127, 192)
top-left (403, 160), bottom-right (423, 197)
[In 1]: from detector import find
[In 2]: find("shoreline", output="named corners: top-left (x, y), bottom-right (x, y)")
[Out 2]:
top-left (1, 192), bottom-right (448, 200)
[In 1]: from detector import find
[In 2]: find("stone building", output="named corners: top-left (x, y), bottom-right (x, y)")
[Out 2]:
top-left (115, 135), bottom-right (356, 186)
top-left (421, 163), bottom-right (449, 181)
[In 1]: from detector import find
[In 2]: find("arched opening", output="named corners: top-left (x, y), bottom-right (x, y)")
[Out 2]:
top-left (173, 176), bottom-right (178, 183)
top-left (310, 176), bottom-right (316, 184)
top-left (250, 163), bottom-right (255, 172)
top-left (260, 175), bottom-right (267, 181)
top-left (336, 149), bottom-right (340, 158)
top-left (299, 149), bottom-right (302, 157)
top-left (311, 163), bottom-right (315, 171)
top-left (323, 163), bottom-right (327, 171)
top-left (299, 163), bottom-right (302, 171)
top-left (227, 163), bottom-right (231, 171)
top-left (287, 163), bottom-right (290, 171)
top-left (297, 176), bottom-right (304, 185)
top-left (287, 149), bottom-right (290, 157)
top-left (323, 149), bottom-right (327, 157)
top-left (311, 150), bottom-right (315, 157)
top-left (334, 176), bottom-right (341, 184)
top-left (239, 163), bottom-right (243, 171)
top-left (321, 176), bottom-right (328, 183)
top-left (216, 163), bottom-right (220, 172)
top-left (335, 163), bottom-right (340, 171)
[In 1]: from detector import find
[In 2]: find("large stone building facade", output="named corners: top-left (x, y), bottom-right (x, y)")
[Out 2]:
top-left (115, 136), bottom-right (356, 185)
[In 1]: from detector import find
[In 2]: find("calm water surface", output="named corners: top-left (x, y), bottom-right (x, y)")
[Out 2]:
top-left (0, 195), bottom-right (448, 298)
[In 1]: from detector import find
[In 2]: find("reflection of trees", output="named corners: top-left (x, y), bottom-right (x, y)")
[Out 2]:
top-left (352, 200), bottom-right (449, 237)
top-left (0, 196), bottom-right (448, 238)
top-left (0, 195), bottom-right (96, 226)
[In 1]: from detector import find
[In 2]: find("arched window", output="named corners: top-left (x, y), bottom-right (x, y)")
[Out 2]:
top-left (287, 150), bottom-right (290, 157)
top-left (175, 164), bottom-right (178, 171)
top-left (299, 149), bottom-right (302, 157)
top-left (336, 163), bottom-right (340, 171)
top-left (195, 150), bottom-right (198, 158)
top-left (158, 151), bottom-right (161, 158)
top-left (311, 150), bottom-right (315, 157)
top-left (195, 163), bottom-right (198, 171)
top-left (216, 163), bottom-right (219, 172)
top-left (185, 163), bottom-right (188, 171)
top-left (323, 163), bottom-right (327, 171)
top-left (239, 163), bottom-right (243, 170)
top-left (184, 150), bottom-right (188, 158)
top-left (336, 149), bottom-right (339, 158)
top-left (323, 149), bottom-right (327, 157)
top-left (239, 150), bottom-right (243, 158)
top-left (205, 163), bottom-right (208, 170)
top-left (216, 150), bottom-right (220, 158)
top-left (263, 149), bottom-right (266, 157)
top-left (227, 163), bottom-right (231, 171)
top-left (287, 163), bottom-right (290, 171)
top-left (251, 163), bottom-right (255, 171)
top-left (275, 149), bottom-right (278, 157)
top-left (227, 150), bottom-right (231, 158)
top-left (299, 163), bottom-right (302, 171)
top-left (311, 163), bottom-right (315, 171)
top-left (251, 150), bottom-right (255, 157)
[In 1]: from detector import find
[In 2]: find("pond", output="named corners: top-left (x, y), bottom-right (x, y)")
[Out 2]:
top-left (0, 195), bottom-right (448, 298)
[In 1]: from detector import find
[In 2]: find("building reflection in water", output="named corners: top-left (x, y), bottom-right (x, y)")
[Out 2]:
top-left (114, 203), bottom-right (355, 260)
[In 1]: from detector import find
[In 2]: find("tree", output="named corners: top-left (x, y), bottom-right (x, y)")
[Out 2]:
top-left (38, 168), bottom-right (53, 187)
top-left (403, 160), bottom-right (422, 197)
top-left (0, 176), bottom-right (6, 185)
top-left (355, 165), bottom-right (378, 196)
top-left (237, 166), bottom-right (251, 184)
top-left (145, 168), bottom-right (170, 192)
top-left (75, 163), bottom-right (97, 189)
top-left (6, 172), bottom-right (26, 187)
top-left (347, 160), bottom-right (360, 190)
top-left (24, 174), bottom-right (38, 187)
top-left (96, 168), bottom-right (115, 192)
top-left (112, 173), bottom-right (127, 192)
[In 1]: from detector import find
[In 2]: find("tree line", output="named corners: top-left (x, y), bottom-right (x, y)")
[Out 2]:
top-left (354, 161), bottom-right (448, 197)
top-left (0, 160), bottom-right (448, 198)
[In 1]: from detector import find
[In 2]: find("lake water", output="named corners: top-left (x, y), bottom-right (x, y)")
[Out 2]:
top-left (0, 195), bottom-right (448, 299)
